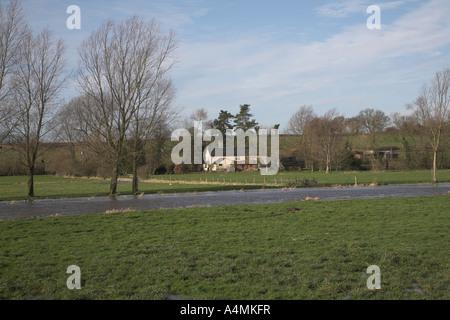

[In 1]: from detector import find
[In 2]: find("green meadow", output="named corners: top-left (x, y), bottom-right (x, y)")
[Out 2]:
top-left (0, 175), bottom-right (261, 202)
top-left (149, 169), bottom-right (450, 186)
top-left (1, 169), bottom-right (449, 201)
top-left (0, 196), bottom-right (448, 300)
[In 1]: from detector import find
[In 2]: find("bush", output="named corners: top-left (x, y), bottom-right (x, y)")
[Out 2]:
top-left (153, 165), bottom-right (167, 175)
top-left (173, 164), bottom-right (185, 174)
top-left (0, 158), bottom-right (27, 175)
top-left (284, 177), bottom-right (318, 188)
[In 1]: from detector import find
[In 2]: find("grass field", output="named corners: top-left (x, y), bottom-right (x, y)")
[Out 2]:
top-left (0, 195), bottom-right (448, 300)
top-left (1, 169), bottom-right (449, 201)
top-left (150, 169), bottom-right (450, 186)
top-left (0, 175), bottom-right (262, 201)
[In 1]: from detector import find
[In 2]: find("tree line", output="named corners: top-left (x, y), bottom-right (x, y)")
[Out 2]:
top-left (285, 69), bottom-right (450, 181)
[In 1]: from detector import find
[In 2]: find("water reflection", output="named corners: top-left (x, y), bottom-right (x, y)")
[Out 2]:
top-left (1, 184), bottom-right (449, 220)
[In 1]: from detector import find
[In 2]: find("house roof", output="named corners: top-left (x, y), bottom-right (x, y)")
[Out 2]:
top-left (374, 146), bottom-right (400, 151)
top-left (352, 146), bottom-right (400, 152)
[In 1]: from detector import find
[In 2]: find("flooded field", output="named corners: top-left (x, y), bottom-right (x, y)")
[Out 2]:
top-left (1, 183), bottom-right (449, 220)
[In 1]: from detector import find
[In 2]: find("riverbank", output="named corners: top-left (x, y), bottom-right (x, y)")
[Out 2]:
top-left (0, 195), bottom-right (448, 300)
top-left (1, 183), bottom-right (449, 220)
top-left (1, 169), bottom-right (449, 201)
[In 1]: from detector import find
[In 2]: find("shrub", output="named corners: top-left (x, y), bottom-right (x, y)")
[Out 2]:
top-left (173, 164), bottom-right (185, 174)
top-left (284, 177), bottom-right (318, 188)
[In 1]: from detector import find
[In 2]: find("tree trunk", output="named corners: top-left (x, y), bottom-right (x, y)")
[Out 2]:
top-left (325, 153), bottom-right (331, 174)
top-left (68, 142), bottom-right (76, 161)
top-left (110, 164), bottom-right (119, 196)
top-left (27, 167), bottom-right (34, 199)
top-left (433, 149), bottom-right (438, 183)
top-left (132, 154), bottom-right (139, 193)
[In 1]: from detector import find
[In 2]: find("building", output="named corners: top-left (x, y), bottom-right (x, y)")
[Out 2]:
top-left (353, 146), bottom-right (400, 160)
top-left (203, 147), bottom-right (259, 172)
top-left (280, 157), bottom-right (302, 170)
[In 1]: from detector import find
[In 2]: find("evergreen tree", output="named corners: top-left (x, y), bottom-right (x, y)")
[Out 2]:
top-left (213, 110), bottom-right (235, 136)
top-left (213, 110), bottom-right (234, 149)
top-left (234, 104), bottom-right (258, 131)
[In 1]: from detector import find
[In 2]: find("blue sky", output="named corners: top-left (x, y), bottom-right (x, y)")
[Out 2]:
top-left (4, 0), bottom-right (450, 129)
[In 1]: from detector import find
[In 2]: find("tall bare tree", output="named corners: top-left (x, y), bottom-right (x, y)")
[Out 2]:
top-left (357, 108), bottom-right (390, 149)
top-left (356, 108), bottom-right (390, 169)
top-left (0, 0), bottom-right (28, 143)
top-left (311, 109), bottom-right (345, 174)
top-left (391, 112), bottom-right (429, 169)
top-left (55, 98), bottom-right (87, 161)
top-left (64, 94), bottom-right (114, 173)
top-left (128, 77), bottom-right (177, 192)
top-left (286, 105), bottom-right (316, 171)
top-left (407, 68), bottom-right (450, 182)
top-left (10, 28), bottom-right (66, 198)
top-left (77, 16), bottom-right (177, 196)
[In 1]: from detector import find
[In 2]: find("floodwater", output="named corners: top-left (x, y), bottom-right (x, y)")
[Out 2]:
top-left (0, 183), bottom-right (449, 220)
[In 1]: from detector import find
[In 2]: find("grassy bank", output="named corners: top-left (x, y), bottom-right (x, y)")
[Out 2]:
top-left (0, 175), bottom-right (262, 202)
top-left (0, 169), bottom-right (449, 201)
top-left (0, 196), bottom-right (448, 300)
top-left (150, 169), bottom-right (450, 186)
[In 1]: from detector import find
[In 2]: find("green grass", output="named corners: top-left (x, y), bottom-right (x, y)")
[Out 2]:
top-left (0, 175), bottom-right (262, 201)
top-left (150, 169), bottom-right (450, 186)
top-left (1, 169), bottom-right (449, 201)
top-left (0, 196), bottom-right (448, 300)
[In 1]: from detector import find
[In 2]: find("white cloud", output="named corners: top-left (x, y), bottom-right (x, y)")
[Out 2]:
top-left (317, 0), bottom-right (415, 18)
top-left (10, 0), bottom-right (450, 127)
top-left (174, 0), bottom-right (450, 125)
top-left (107, 0), bottom-right (210, 29)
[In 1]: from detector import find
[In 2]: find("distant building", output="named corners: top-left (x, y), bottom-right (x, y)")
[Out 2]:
top-left (203, 147), bottom-right (259, 172)
top-left (280, 157), bottom-right (302, 170)
top-left (353, 146), bottom-right (400, 160)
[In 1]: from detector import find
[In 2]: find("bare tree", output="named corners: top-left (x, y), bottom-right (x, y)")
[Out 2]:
top-left (391, 112), bottom-right (429, 169)
top-left (356, 108), bottom-right (390, 169)
top-left (287, 105), bottom-right (315, 135)
top-left (128, 77), bottom-right (178, 192)
top-left (10, 28), bottom-right (66, 198)
top-left (357, 108), bottom-right (390, 149)
top-left (407, 68), bottom-right (450, 182)
top-left (183, 107), bottom-right (213, 134)
top-left (311, 109), bottom-right (345, 174)
top-left (77, 16), bottom-right (177, 196)
top-left (55, 98), bottom-right (86, 161)
top-left (0, 0), bottom-right (28, 143)
top-left (344, 116), bottom-right (362, 135)
top-left (286, 105), bottom-right (317, 171)
top-left (67, 94), bottom-right (116, 173)
top-left (190, 108), bottom-right (208, 124)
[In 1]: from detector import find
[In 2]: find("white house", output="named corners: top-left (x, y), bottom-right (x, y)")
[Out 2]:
top-left (203, 147), bottom-right (259, 172)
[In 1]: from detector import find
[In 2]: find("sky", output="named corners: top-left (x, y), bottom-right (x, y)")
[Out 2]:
top-left (3, 0), bottom-right (450, 130)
